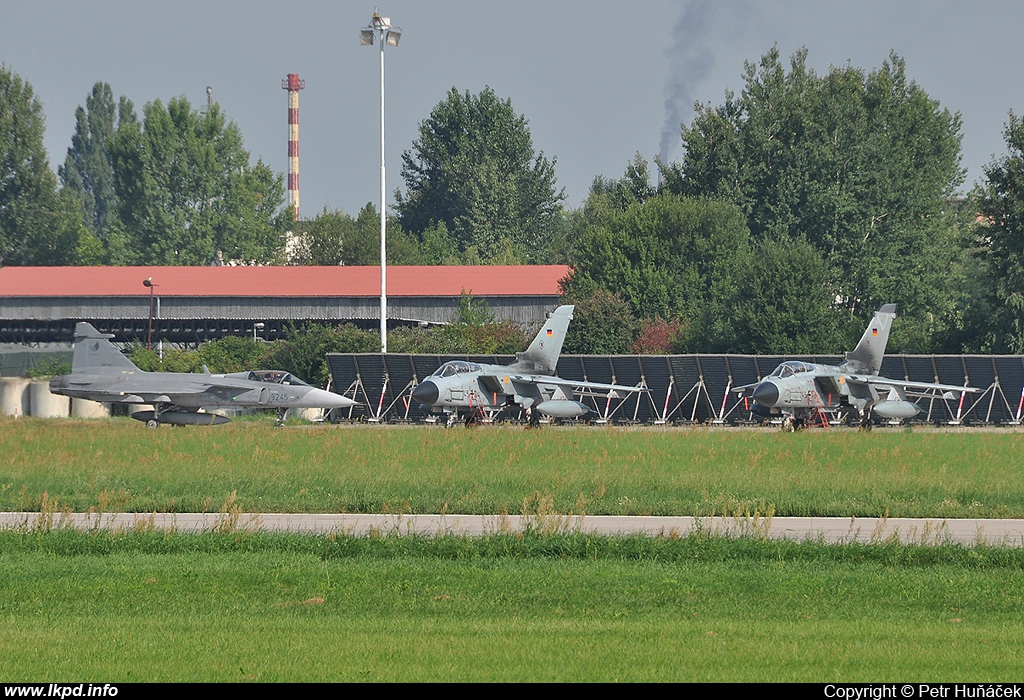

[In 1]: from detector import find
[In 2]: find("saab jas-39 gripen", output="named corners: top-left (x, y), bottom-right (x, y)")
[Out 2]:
top-left (410, 305), bottom-right (646, 426)
top-left (49, 322), bottom-right (356, 427)
top-left (734, 304), bottom-right (980, 429)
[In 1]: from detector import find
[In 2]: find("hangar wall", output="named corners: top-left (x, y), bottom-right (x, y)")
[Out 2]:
top-left (327, 353), bottom-right (1024, 425)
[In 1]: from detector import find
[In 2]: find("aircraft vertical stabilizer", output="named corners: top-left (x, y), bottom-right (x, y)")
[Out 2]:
top-left (512, 305), bottom-right (574, 375)
top-left (844, 304), bottom-right (896, 376)
top-left (71, 322), bottom-right (139, 373)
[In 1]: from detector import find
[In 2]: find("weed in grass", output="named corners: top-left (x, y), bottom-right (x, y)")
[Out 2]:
top-left (89, 487), bottom-right (131, 515)
top-left (212, 490), bottom-right (261, 535)
top-left (132, 513), bottom-right (157, 534)
top-left (869, 511), bottom-right (890, 544)
top-left (32, 491), bottom-right (73, 533)
top-left (698, 498), bottom-right (775, 540)
top-left (521, 490), bottom-right (574, 536)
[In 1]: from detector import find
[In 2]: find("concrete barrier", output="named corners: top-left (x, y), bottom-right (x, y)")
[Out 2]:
top-left (0, 377), bottom-right (31, 417)
top-left (29, 379), bottom-right (70, 418)
top-left (71, 398), bottom-right (111, 419)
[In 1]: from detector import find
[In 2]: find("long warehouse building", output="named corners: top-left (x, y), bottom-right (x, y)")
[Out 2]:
top-left (0, 265), bottom-right (570, 343)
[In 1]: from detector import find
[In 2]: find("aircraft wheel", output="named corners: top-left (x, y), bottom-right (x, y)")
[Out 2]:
top-left (146, 419), bottom-right (159, 429)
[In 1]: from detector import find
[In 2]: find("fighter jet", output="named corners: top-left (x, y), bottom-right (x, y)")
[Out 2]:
top-left (734, 304), bottom-right (979, 429)
top-left (410, 305), bottom-right (646, 426)
top-left (49, 322), bottom-right (356, 427)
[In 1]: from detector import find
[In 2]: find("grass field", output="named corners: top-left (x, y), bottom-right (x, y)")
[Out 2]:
top-left (3, 417), bottom-right (1024, 681)
top-left (2, 417), bottom-right (1023, 518)
top-left (2, 531), bottom-right (1024, 682)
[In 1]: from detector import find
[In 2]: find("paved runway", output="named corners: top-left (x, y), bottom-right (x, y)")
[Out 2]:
top-left (3, 512), bottom-right (1024, 546)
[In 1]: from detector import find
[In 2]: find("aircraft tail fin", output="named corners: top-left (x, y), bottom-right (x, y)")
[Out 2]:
top-left (71, 322), bottom-right (140, 373)
top-left (512, 305), bottom-right (574, 375)
top-left (844, 304), bottom-right (896, 376)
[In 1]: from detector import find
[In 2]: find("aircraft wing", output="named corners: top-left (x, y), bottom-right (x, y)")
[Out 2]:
top-left (860, 376), bottom-right (981, 398)
top-left (732, 382), bottom-right (758, 397)
top-left (128, 378), bottom-right (254, 406)
top-left (509, 374), bottom-right (647, 398)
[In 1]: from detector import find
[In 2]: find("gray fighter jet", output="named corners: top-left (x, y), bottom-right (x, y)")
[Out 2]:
top-left (734, 304), bottom-right (979, 429)
top-left (410, 305), bottom-right (646, 425)
top-left (50, 322), bottom-right (356, 427)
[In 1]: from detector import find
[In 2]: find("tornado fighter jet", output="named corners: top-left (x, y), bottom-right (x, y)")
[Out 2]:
top-left (410, 305), bottom-right (646, 425)
top-left (734, 304), bottom-right (979, 429)
top-left (49, 322), bottom-right (356, 427)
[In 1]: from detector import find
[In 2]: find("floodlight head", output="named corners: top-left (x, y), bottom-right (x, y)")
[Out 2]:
top-left (143, 277), bottom-right (153, 288)
top-left (386, 27), bottom-right (401, 46)
top-left (360, 28), bottom-right (374, 45)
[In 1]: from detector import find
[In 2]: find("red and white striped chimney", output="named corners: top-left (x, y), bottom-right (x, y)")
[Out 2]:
top-left (282, 73), bottom-right (305, 221)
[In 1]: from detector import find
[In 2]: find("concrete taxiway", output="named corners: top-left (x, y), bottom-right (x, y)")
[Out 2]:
top-left (3, 512), bottom-right (1024, 546)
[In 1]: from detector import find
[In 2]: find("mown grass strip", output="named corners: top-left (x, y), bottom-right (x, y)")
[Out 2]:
top-left (1, 531), bottom-right (1023, 681)
top-left (3, 418), bottom-right (1023, 518)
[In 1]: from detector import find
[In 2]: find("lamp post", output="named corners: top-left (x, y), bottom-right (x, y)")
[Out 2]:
top-left (253, 322), bottom-right (265, 342)
top-left (142, 277), bottom-right (157, 350)
top-left (361, 9), bottom-right (401, 353)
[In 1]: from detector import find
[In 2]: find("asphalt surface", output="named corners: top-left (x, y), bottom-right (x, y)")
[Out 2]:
top-left (3, 512), bottom-right (1024, 546)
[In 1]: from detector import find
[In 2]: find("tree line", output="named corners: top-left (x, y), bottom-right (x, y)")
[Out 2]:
top-left (2, 46), bottom-right (1024, 355)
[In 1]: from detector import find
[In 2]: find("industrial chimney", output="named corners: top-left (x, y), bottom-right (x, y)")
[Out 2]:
top-left (281, 73), bottom-right (305, 221)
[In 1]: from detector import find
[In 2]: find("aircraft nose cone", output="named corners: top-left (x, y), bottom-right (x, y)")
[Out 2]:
top-left (411, 380), bottom-right (439, 406)
top-left (306, 388), bottom-right (356, 409)
top-left (751, 381), bottom-right (780, 406)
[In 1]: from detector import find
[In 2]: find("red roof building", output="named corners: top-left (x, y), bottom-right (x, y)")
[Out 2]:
top-left (0, 265), bottom-right (571, 343)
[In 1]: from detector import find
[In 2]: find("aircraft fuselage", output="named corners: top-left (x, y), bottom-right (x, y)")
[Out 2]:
top-left (411, 360), bottom-right (585, 417)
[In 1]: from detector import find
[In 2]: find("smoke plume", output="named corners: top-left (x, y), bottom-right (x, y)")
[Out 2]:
top-left (659, 0), bottom-right (717, 164)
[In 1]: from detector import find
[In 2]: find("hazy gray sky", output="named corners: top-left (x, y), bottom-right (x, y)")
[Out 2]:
top-left (4, 1), bottom-right (1023, 216)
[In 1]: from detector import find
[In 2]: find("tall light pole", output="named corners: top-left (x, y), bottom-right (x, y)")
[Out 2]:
top-left (143, 277), bottom-right (157, 351)
top-left (361, 9), bottom-right (401, 353)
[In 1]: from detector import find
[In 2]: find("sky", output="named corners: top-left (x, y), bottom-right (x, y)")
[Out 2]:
top-left (4, 1), bottom-right (1024, 217)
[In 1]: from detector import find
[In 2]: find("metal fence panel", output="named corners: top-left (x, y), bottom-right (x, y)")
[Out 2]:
top-left (326, 353), bottom-right (1024, 426)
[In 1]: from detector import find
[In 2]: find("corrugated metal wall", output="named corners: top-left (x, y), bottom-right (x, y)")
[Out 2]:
top-left (0, 296), bottom-right (559, 343)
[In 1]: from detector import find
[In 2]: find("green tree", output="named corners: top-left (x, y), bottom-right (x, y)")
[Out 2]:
top-left (663, 47), bottom-right (965, 329)
top-left (975, 112), bottom-right (1024, 352)
top-left (588, 152), bottom-right (656, 212)
top-left (108, 96), bottom-right (288, 265)
top-left (261, 324), bottom-right (379, 388)
top-left (0, 65), bottom-right (86, 265)
top-left (288, 208), bottom-right (352, 266)
top-left (59, 83), bottom-right (131, 241)
top-left (292, 205), bottom-right (423, 266)
top-left (564, 192), bottom-right (750, 350)
top-left (346, 203), bottom-right (423, 265)
top-left (728, 237), bottom-right (847, 354)
top-left (396, 86), bottom-right (564, 263)
top-left (197, 336), bottom-right (266, 373)
top-left (418, 221), bottom-right (461, 265)
top-left (561, 287), bottom-right (639, 355)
